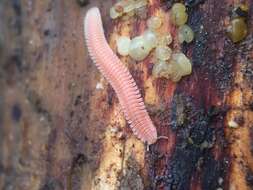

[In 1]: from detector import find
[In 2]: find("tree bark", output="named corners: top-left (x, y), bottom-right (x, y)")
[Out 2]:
top-left (0, 0), bottom-right (253, 190)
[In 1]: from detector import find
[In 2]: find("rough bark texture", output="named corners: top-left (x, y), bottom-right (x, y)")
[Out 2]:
top-left (0, 0), bottom-right (253, 190)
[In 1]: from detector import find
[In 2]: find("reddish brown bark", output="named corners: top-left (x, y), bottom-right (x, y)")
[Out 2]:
top-left (0, 0), bottom-right (252, 190)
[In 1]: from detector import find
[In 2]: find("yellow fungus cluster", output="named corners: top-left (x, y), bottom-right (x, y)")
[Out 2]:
top-left (110, 0), bottom-right (148, 19)
top-left (153, 53), bottom-right (192, 82)
top-left (151, 3), bottom-right (192, 82)
top-left (116, 30), bottom-right (157, 61)
top-left (112, 2), bottom-right (193, 82)
top-left (171, 3), bottom-right (188, 26)
top-left (178, 24), bottom-right (194, 43)
top-left (147, 16), bottom-right (163, 30)
top-left (227, 3), bottom-right (249, 43)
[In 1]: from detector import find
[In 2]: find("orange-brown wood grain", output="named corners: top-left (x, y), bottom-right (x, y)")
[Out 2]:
top-left (0, 0), bottom-right (253, 190)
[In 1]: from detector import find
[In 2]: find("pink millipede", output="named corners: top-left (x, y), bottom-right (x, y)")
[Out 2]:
top-left (84, 7), bottom-right (157, 144)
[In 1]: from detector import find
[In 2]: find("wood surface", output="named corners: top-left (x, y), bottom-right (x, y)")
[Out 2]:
top-left (0, 0), bottom-right (253, 190)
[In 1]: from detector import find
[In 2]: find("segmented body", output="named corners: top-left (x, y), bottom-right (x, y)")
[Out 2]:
top-left (84, 7), bottom-right (157, 144)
